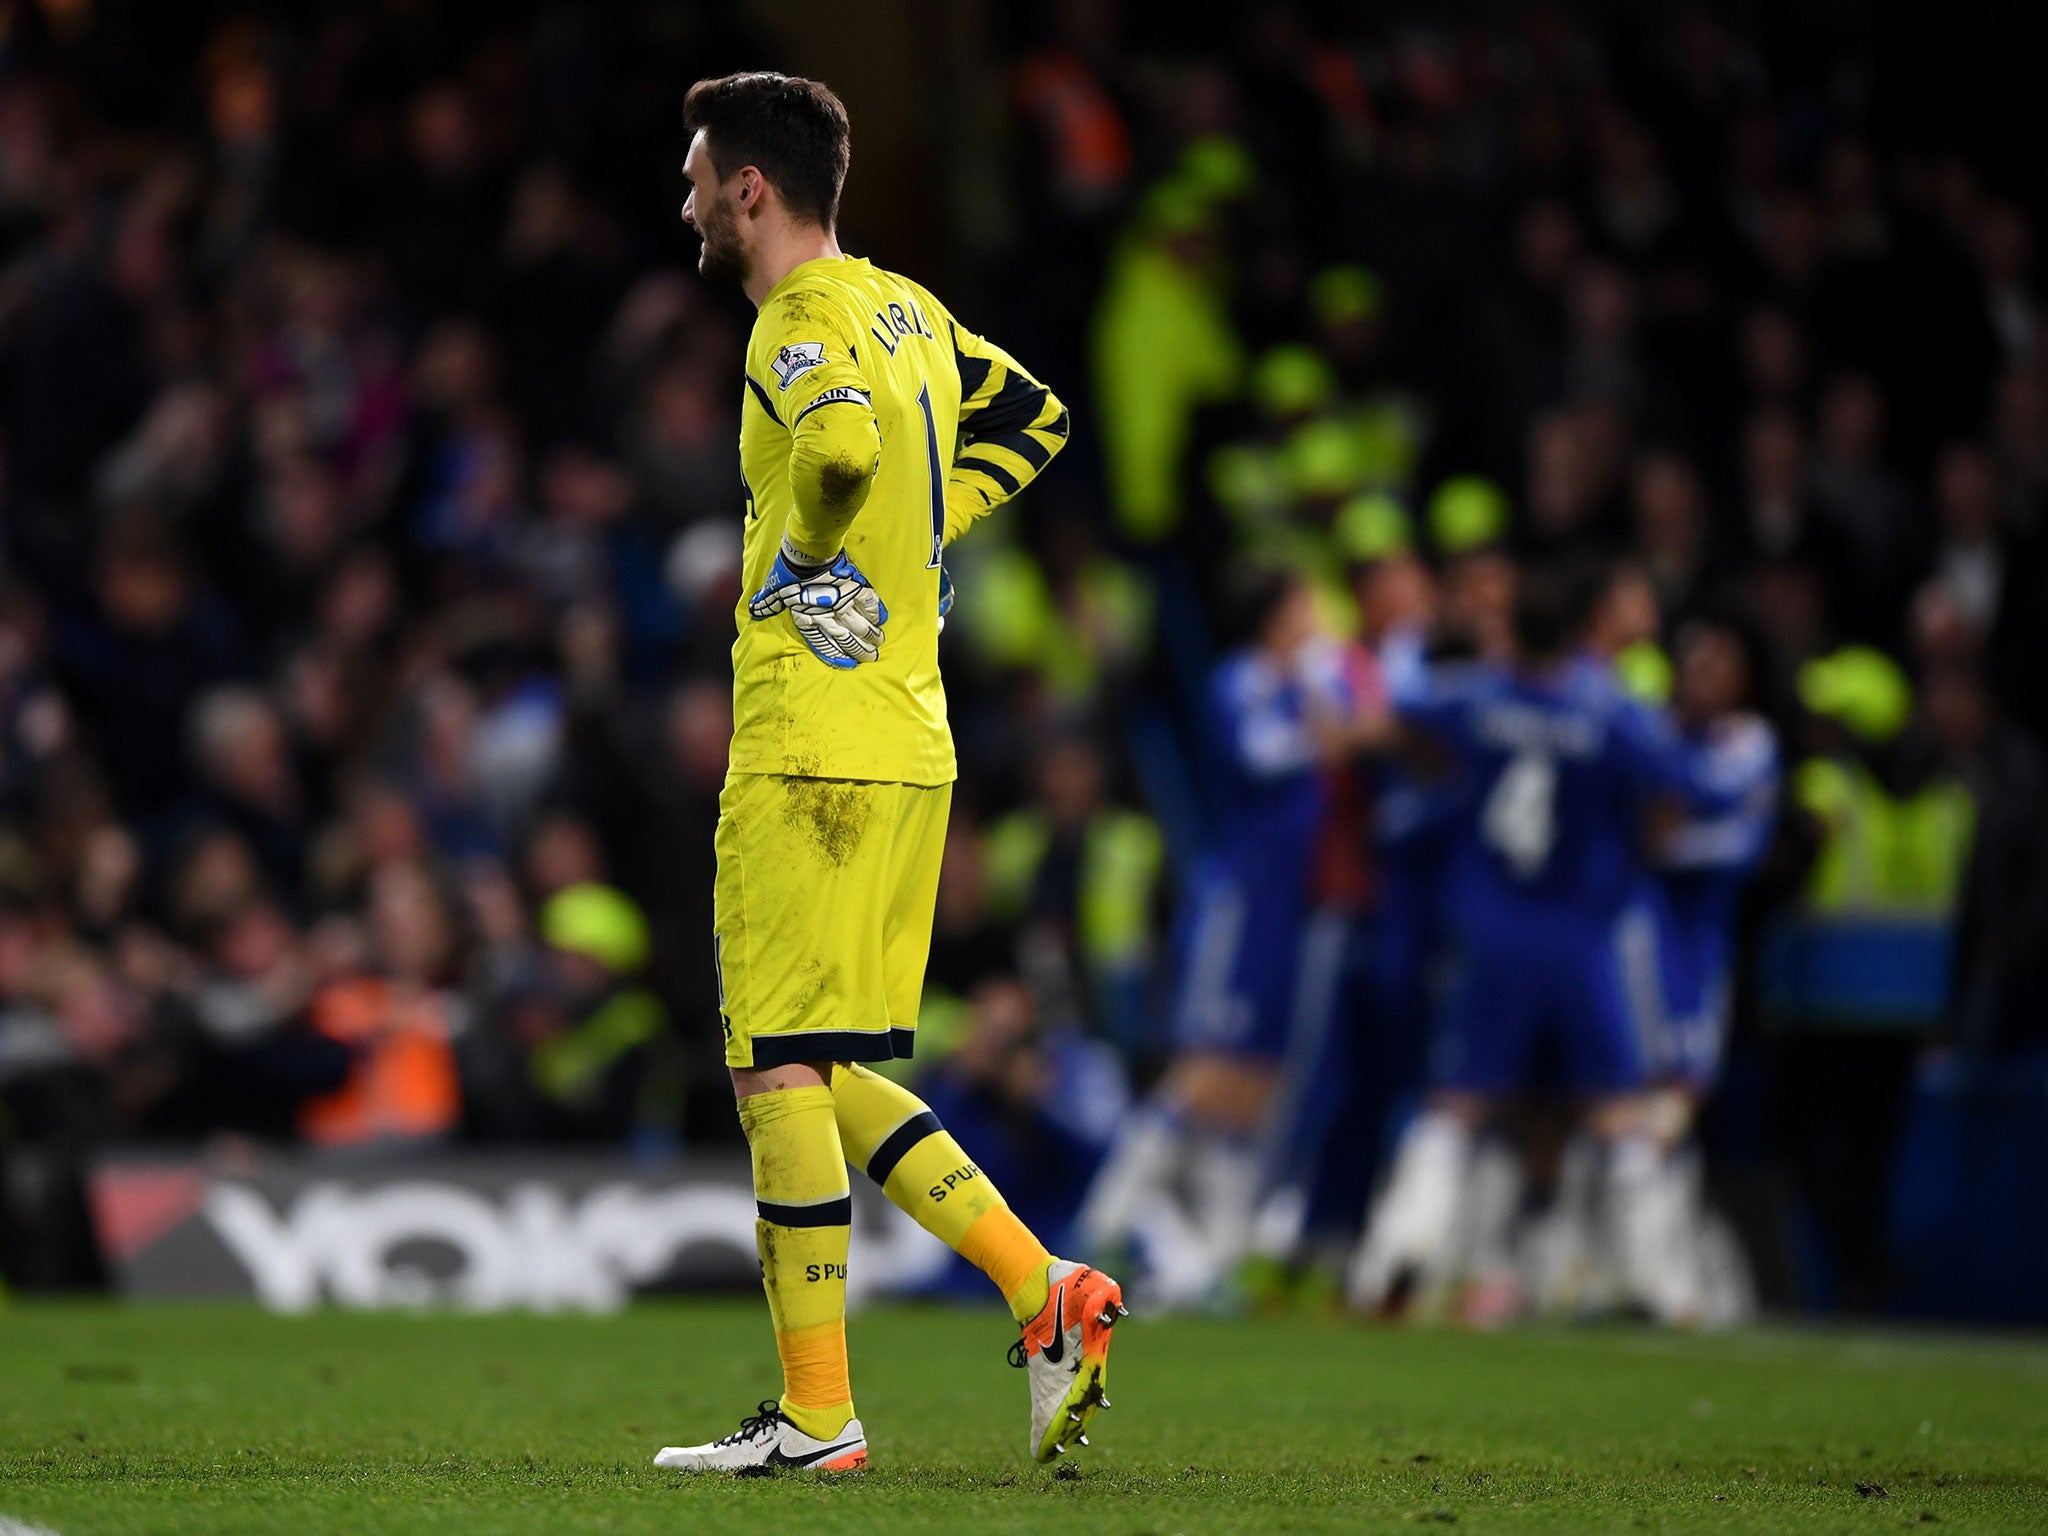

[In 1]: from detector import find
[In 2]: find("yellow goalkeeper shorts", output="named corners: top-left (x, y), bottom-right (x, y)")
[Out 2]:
top-left (713, 771), bottom-right (953, 1069)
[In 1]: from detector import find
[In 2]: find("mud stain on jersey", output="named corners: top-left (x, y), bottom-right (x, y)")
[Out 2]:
top-left (781, 777), bottom-right (871, 867)
top-left (816, 453), bottom-right (873, 510)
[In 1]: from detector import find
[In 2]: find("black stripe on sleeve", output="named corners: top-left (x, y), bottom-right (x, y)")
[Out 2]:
top-left (968, 371), bottom-right (1050, 435)
top-left (995, 429), bottom-right (1054, 472)
top-left (956, 453), bottom-right (1022, 497)
top-left (743, 374), bottom-right (784, 426)
top-left (864, 1110), bottom-right (944, 1186)
top-left (757, 1195), bottom-right (853, 1228)
top-left (952, 325), bottom-right (993, 401)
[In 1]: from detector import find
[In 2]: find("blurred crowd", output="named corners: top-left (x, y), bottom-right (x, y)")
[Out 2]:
top-left (0, 2), bottom-right (2042, 1314)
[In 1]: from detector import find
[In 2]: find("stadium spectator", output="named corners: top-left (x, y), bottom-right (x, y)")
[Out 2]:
top-left (983, 734), bottom-right (1164, 1053)
top-left (462, 880), bottom-right (674, 1147)
top-left (297, 860), bottom-right (464, 1150)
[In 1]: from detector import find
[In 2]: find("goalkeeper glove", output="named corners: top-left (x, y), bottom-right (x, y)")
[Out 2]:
top-left (937, 565), bottom-right (954, 632)
top-left (748, 538), bottom-right (889, 670)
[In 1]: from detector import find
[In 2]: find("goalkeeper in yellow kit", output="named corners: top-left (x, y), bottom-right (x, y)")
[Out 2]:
top-left (652, 72), bottom-right (1124, 1476)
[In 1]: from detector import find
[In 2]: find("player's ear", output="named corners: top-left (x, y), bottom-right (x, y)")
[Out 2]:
top-left (736, 167), bottom-right (761, 212)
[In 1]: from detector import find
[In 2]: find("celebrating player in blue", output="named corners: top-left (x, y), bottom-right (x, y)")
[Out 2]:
top-left (1350, 562), bottom-right (1687, 1315)
top-left (1082, 568), bottom-right (1385, 1304)
top-left (1656, 618), bottom-right (1780, 1097)
top-left (1629, 617), bottom-right (1781, 1321)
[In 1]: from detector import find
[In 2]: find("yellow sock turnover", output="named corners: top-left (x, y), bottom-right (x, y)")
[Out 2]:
top-left (736, 1084), bottom-right (855, 1439)
top-left (831, 1063), bottom-right (1054, 1323)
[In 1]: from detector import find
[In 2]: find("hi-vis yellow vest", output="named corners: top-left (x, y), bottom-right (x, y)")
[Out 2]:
top-left (1795, 756), bottom-right (1973, 917)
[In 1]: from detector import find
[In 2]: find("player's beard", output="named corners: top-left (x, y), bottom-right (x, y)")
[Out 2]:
top-left (695, 197), bottom-right (750, 285)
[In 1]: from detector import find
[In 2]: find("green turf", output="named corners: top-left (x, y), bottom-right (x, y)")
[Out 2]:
top-left (3, 1301), bottom-right (2046, 1534)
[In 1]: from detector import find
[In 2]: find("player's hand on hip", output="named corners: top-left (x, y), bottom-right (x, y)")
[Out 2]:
top-left (747, 538), bottom-right (889, 670)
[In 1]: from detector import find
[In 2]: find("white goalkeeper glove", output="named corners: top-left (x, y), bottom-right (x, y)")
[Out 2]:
top-left (747, 538), bottom-right (889, 670)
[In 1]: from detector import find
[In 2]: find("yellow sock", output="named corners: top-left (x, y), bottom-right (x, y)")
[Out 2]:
top-left (831, 1063), bottom-right (1054, 1324)
top-left (958, 1206), bottom-right (1057, 1322)
top-left (737, 1085), bottom-right (855, 1439)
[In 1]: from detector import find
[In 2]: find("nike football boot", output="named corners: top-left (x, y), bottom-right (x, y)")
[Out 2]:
top-left (1010, 1258), bottom-right (1125, 1463)
top-left (653, 1400), bottom-right (868, 1475)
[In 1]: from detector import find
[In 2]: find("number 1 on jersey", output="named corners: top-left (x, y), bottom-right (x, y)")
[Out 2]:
top-left (915, 382), bottom-right (944, 569)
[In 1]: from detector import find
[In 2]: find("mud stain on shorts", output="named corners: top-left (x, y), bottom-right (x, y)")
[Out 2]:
top-left (787, 955), bottom-right (835, 1018)
top-left (781, 778), bottom-right (871, 868)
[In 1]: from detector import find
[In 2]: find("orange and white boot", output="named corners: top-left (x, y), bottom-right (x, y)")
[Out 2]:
top-left (1009, 1259), bottom-right (1126, 1463)
top-left (653, 1400), bottom-right (867, 1475)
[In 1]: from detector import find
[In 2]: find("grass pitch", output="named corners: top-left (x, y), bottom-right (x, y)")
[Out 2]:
top-left (3, 1301), bottom-right (2046, 1535)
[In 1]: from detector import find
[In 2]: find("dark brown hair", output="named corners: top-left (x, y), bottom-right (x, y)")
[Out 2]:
top-left (683, 72), bottom-right (850, 230)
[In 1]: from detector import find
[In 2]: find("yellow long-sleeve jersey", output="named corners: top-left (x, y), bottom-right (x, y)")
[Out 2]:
top-left (731, 254), bottom-right (1069, 785)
